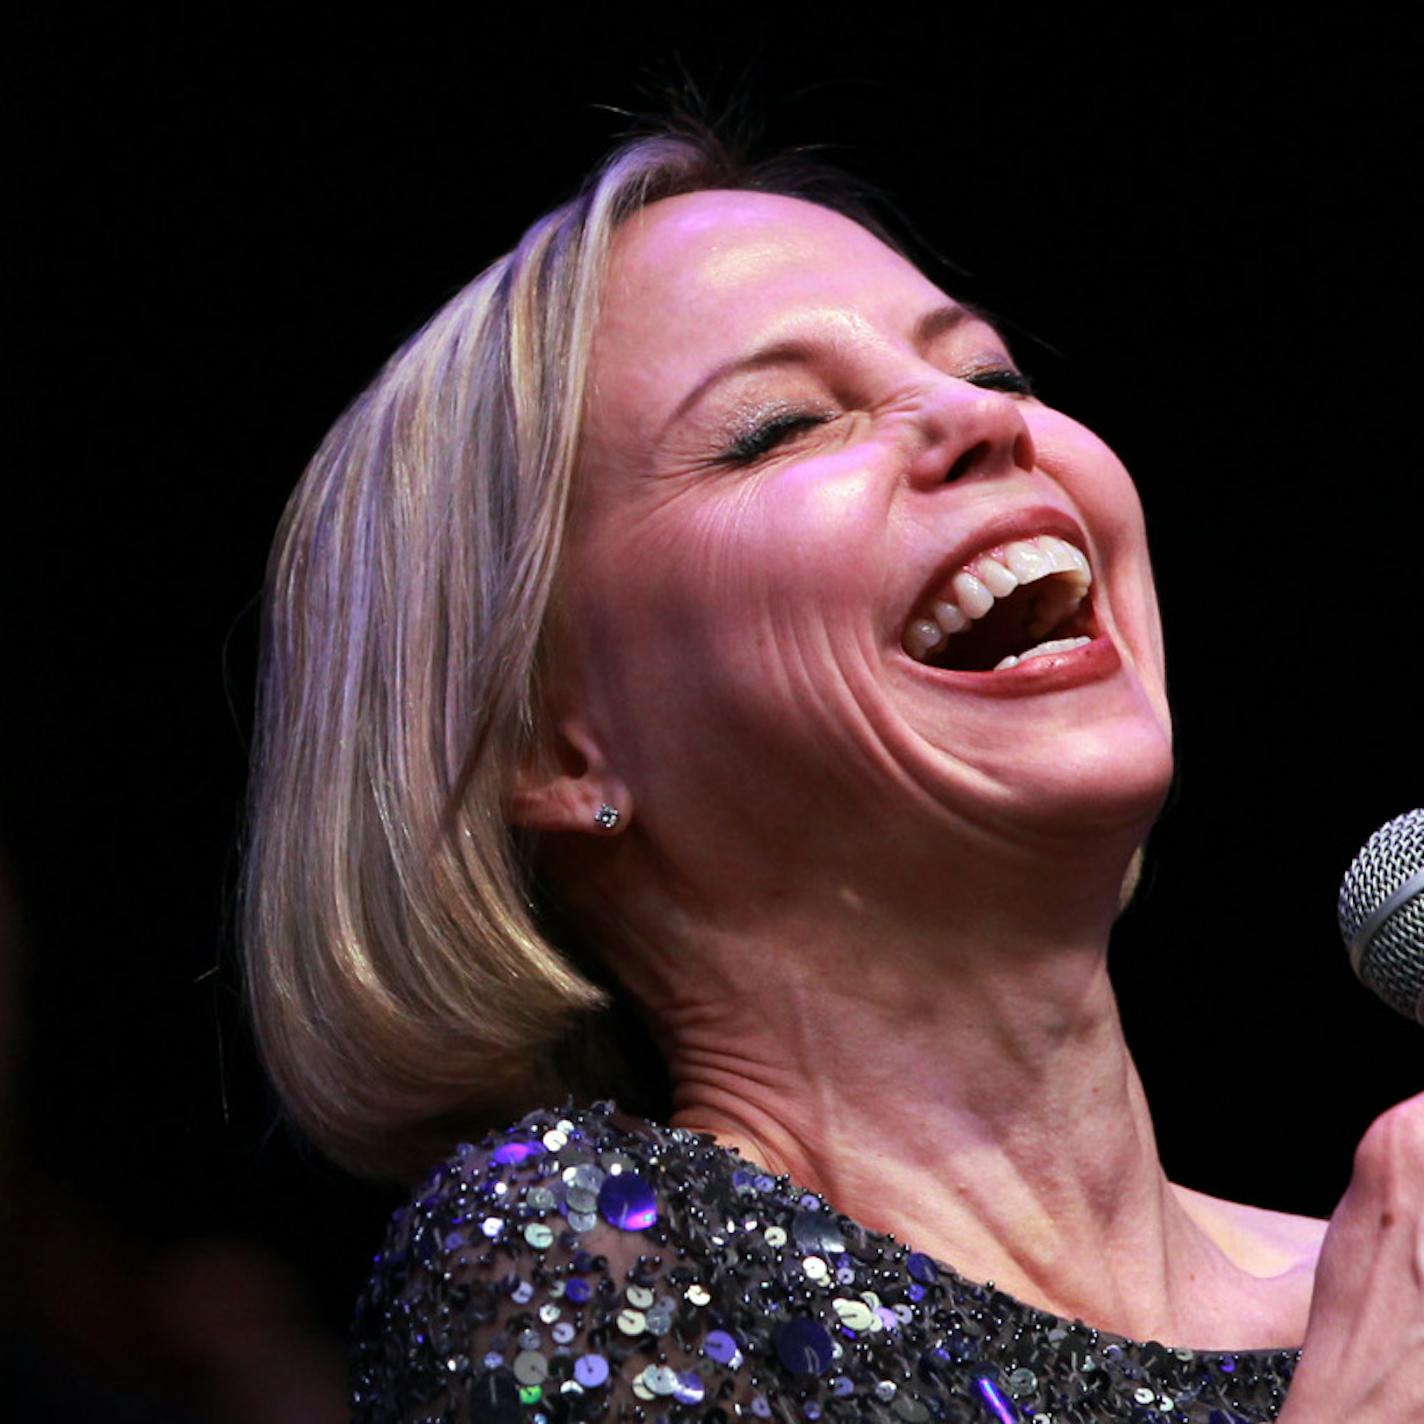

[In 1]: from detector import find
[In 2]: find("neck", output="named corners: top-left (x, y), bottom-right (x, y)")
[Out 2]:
top-left (595, 840), bottom-right (1310, 1350)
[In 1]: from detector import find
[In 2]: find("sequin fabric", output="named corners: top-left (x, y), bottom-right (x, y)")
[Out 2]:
top-left (351, 1100), bottom-right (1298, 1423)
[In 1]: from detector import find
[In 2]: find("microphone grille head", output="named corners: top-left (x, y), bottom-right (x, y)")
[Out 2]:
top-left (1338, 809), bottom-right (1424, 1023)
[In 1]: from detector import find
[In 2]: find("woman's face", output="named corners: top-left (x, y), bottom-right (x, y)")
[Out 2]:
top-left (549, 190), bottom-right (1172, 886)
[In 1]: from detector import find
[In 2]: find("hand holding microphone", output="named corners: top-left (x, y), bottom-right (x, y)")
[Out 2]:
top-left (1277, 812), bottom-right (1424, 1422)
top-left (1277, 1090), bottom-right (1424, 1422)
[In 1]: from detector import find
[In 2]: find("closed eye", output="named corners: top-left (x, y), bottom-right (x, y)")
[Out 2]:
top-left (965, 368), bottom-right (1035, 398)
top-left (716, 365), bottom-right (1029, 467)
top-left (720, 410), bottom-right (833, 464)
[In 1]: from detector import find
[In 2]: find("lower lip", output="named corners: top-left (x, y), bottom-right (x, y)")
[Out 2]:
top-left (904, 634), bottom-right (1121, 697)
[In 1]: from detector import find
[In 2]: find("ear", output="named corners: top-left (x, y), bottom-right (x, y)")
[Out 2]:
top-left (507, 715), bottom-right (632, 835)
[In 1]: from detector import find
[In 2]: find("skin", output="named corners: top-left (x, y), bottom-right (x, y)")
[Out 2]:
top-left (514, 190), bottom-right (1327, 1350)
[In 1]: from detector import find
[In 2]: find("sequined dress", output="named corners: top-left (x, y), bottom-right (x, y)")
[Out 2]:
top-left (350, 1100), bottom-right (1299, 1423)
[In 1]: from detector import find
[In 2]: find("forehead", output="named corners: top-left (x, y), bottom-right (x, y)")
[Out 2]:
top-left (592, 191), bottom-right (947, 414)
top-left (607, 187), bottom-right (917, 292)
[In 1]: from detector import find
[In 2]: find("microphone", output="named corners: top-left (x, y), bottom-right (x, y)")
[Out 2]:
top-left (1338, 810), bottom-right (1424, 1025)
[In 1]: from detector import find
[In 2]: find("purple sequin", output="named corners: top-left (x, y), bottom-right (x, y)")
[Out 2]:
top-left (906, 1250), bottom-right (939, 1283)
top-left (489, 1138), bottom-right (544, 1165)
top-left (572, 1353), bottom-right (608, 1388)
top-left (703, 1329), bottom-right (740, 1366)
top-left (674, 1369), bottom-right (706, 1405)
top-left (596, 1170), bottom-right (658, 1231)
top-left (776, 1317), bottom-right (835, 1376)
top-left (976, 1375), bottom-right (1019, 1424)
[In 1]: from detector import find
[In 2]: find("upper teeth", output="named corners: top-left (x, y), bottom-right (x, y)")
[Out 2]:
top-left (902, 533), bottom-right (1092, 664)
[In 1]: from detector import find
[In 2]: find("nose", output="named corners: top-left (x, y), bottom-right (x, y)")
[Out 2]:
top-left (903, 375), bottom-right (1037, 491)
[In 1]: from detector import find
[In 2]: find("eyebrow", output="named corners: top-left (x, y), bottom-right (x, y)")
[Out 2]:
top-left (668, 301), bottom-right (980, 426)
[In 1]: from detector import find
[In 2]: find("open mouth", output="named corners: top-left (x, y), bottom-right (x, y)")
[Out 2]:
top-left (901, 534), bottom-right (1097, 672)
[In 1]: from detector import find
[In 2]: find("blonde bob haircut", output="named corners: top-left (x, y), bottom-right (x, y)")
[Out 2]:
top-left (242, 123), bottom-right (903, 1180)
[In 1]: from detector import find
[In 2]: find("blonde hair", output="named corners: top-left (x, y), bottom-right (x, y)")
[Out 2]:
top-left (242, 125), bottom-right (897, 1179)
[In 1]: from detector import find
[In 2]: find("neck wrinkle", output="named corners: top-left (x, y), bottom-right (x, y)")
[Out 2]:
top-left (591, 828), bottom-right (1308, 1346)
top-left (651, 928), bottom-right (1298, 1348)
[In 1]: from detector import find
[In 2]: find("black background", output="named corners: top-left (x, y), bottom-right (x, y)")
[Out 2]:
top-left (8, 8), bottom-right (1423, 1418)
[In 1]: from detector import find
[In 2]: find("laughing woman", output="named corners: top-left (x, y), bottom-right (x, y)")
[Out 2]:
top-left (243, 127), bottom-right (1424, 1423)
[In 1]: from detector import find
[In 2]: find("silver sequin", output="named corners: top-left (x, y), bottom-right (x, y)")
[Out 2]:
top-left (512, 1350), bottom-right (548, 1385)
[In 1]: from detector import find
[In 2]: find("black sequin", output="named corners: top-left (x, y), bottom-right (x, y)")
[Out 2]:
top-left (351, 1101), bottom-right (1298, 1422)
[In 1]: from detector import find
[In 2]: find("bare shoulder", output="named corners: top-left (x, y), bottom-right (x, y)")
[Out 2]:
top-left (1172, 1181), bottom-right (1328, 1278)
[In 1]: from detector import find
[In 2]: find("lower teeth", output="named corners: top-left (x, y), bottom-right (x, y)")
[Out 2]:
top-left (994, 636), bottom-right (1091, 671)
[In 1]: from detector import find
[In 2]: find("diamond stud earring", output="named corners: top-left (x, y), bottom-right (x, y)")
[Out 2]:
top-left (593, 804), bottom-right (621, 831)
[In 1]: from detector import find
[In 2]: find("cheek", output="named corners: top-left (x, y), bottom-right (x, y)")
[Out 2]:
top-left (1033, 416), bottom-right (1156, 613)
top-left (1033, 414), bottom-right (1148, 546)
top-left (575, 457), bottom-right (891, 736)
top-left (603, 457), bottom-right (887, 633)
top-left (1035, 413), bottom-right (1168, 698)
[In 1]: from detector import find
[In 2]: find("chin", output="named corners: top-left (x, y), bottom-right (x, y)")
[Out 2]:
top-left (997, 719), bottom-right (1175, 839)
